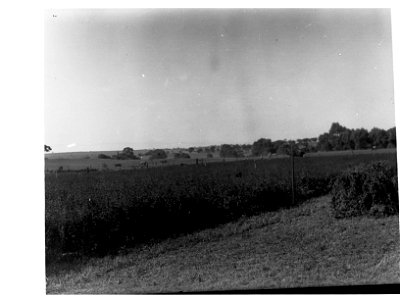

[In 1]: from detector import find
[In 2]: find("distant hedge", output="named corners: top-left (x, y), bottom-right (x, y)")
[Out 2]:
top-left (331, 161), bottom-right (398, 218)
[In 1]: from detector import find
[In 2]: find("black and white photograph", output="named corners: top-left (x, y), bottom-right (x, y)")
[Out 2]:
top-left (43, 8), bottom-right (399, 294)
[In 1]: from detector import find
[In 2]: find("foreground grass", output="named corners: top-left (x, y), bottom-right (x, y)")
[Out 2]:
top-left (46, 196), bottom-right (399, 294)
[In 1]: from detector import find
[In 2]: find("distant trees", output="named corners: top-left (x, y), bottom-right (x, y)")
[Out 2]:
top-left (241, 144), bottom-right (252, 152)
top-left (174, 152), bottom-right (190, 159)
top-left (252, 138), bottom-right (273, 156)
top-left (93, 122), bottom-right (395, 163)
top-left (147, 149), bottom-right (168, 160)
top-left (220, 144), bottom-right (244, 158)
top-left (248, 122), bottom-right (395, 157)
top-left (351, 128), bottom-right (370, 150)
top-left (112, 147), bottom-right (140, 160)
top-left (251, 139), bottom-right (311, 157)
top-left (317, 133), bottom-right (332, 151)
top-left (369, 127), bottom-right (388, 148)
top-left (316, 123), bottom-right (395, 151)
top-left (296, 138), bottom-right (318, 153)
top-left (387, 127), bottom-right (397, 148)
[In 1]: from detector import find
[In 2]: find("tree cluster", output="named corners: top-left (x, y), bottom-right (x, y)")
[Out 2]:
top-left (220, 144), bottom-right (245, 158)
top-left (174, 152), bottom-right (191, 159)
top-left (98, 148), bottom-right (140, 160)
top-left (250, 123), bottom-right (396, 157)
top-left (251, 139), bottom-right (310, 157)
top-left (317, 123), bottom-right (396, 151)
top-left (146, 149), bottom-right (168, 160)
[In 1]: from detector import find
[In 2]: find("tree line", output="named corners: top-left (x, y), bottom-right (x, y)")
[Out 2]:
top-left (317, 122), bottom-right (396, 151)
top-left (47, 122), bottom-right (396, 160)
top-left (251, 123), bottom-right (396, 157)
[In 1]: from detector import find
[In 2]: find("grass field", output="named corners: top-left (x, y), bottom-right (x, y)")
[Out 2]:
top-left (46, 196), bottom-right (399, 294)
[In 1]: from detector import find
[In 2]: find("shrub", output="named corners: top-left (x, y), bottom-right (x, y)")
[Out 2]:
top-left (331, 161), bottom-right (398, 218)
top-left (98, 154), bottom-right (111, 159)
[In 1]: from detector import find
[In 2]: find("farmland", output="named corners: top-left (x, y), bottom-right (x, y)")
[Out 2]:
top-left (45, 150), bottom-right (398, 293)
top-left (46, 151), bottom-right (397, 256)
top-left (44, 148), bottom-right (397, 171)
top-left (46, 196), bottom-right (399, 293)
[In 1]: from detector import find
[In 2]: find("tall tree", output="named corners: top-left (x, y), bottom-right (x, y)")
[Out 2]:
top-left (387, 127), bottom-right (397, 148)
top-left (369, 127), bottom-right (388, 148)
top-left (329, 122), bottom-right (348, 136)
top-left (351, 128), bottom-right (370, 150)
top-left (252, 138), bottom-right (274, 156)
top-left (317, 133), bottom-right (332, 151)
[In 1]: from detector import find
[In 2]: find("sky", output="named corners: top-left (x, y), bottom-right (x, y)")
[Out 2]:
top-left (45, 9), bottom-right (395, 152)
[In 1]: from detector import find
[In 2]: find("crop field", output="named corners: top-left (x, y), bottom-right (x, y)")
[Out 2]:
top-left (45, 150), bottom-right (399, 293)
top-left (45, 152), bottom-right (397, 259)
top-left (46, 196), bottom-right (400, 294)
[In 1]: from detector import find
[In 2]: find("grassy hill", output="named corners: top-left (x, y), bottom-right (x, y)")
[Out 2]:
top-left (46, 196), bottom-right (399, 294)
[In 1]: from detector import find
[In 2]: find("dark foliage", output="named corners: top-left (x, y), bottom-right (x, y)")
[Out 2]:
top-left (317, 123), bottom-right (396, 151)
top-left (252, 138), bottom-right (274, 156)
top-left (174, 152), bottom-right (191, 159)
top-left (220, 144), bottom-right (244, 158)
top-left (113, 147), bottom-right (140, 160)
top-left (146, 149), bottom-right (168, 160)
top-left (331, 161), bottom-right (398, 218)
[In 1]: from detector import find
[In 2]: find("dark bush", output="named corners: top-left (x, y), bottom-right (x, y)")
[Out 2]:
top-left (147, 149), bottom-right (167, 160)
top-left (174, 152), bottom-right (190, 159)
top-left (98, 154), bottom-right (111, 159)
top-left (331, 161), bottom-right (398, 218)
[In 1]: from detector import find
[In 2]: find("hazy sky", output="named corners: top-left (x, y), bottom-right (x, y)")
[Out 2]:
top-left (45, 9), bottom-right (394, 152)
